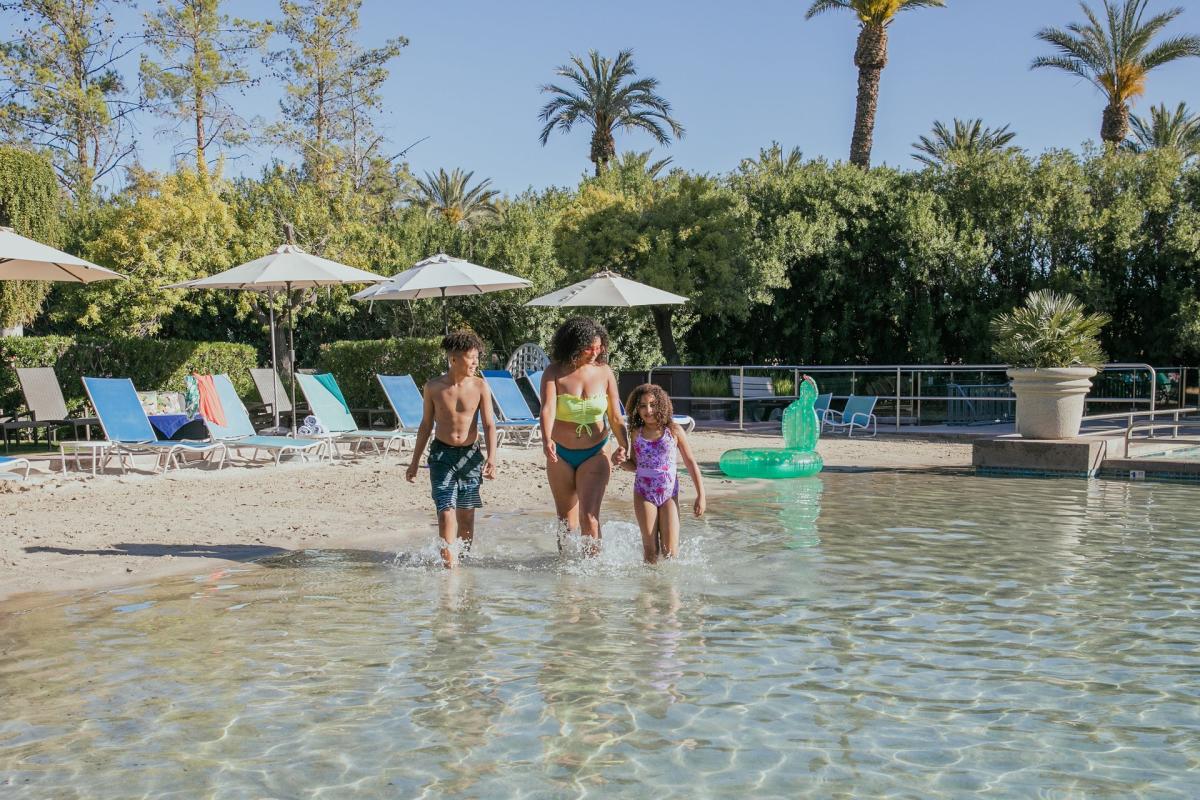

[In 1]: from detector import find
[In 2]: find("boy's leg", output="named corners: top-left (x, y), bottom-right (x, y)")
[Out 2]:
top-left (657, 498), bottom-right (681, 559)
top-left (437, 509), bottom-right (459, 568)
top-left (634, 493), bottom-right (660, 564)
top-left (455, 508), bottom-right (476, 554)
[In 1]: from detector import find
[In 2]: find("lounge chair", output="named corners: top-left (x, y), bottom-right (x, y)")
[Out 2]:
top-left (825, 395), bottom-right (878, 437)
top-left (481, 370), bottom-right (543, 447)
top-left (81, 377), bottom-right (227, 473)
top-left (249, 367), bottom-right (295, 428)
top-left (205, 374), bottom-right (326, 465)
top-left (295, 373), bottom-right (414, 458)
top-left (377, 374), bottom-right (425, 432)
top-left (814, 392), bottom-right (833, 427)
top-left (3, 367), bottom-right (99, 452)
top-left (0, 455), bottom-right (31, 479)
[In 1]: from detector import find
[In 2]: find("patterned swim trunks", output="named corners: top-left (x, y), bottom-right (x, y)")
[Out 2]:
top-left (428, 439), bottom-right (484, 512)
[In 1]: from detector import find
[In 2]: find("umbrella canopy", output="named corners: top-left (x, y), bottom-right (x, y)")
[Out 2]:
top-left (166, 242), bottom-right (387, 431)
top-left (525, 270), bottom-right (687, 307)
top-left (352, 253), bottom-right (532, 333)
top-left (0, 226), bottom-right (125, 283)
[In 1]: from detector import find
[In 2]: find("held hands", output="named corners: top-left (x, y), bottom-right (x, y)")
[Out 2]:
top-left (610, 446), bottom-right (627, 467)
top-left (483, 457), bottom-right (497, 480)
top-left (405, 461), bottom-right (419, 482)
top-left (694, 494), bottom-right (706, 518)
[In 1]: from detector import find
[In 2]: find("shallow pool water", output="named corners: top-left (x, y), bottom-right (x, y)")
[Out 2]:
top-left (2, 471), bottom-right (1199, 798)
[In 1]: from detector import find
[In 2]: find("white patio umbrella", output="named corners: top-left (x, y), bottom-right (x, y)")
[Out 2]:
top-left (0, 226), bottom-right (125, 283)
top-left (352, 252), bottom-right (532, 334)
top-left (525, 270), bottom-right (687, 308)
top-left (166, 242), bottom-right (386, 430)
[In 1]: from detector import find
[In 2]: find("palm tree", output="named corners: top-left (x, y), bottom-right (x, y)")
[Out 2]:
top-left (806, 0), bottom-right (946, 169)
top-left (407, 168), bottom-right (500, 228)
top-left (611, 149), bottom-right (674, 179)
top-left (912, 118), bottom-right (1019, 166)
top-left (739, 142), bottom-right (804, 175)
top-left (1032, 0), bottom-right (1200, 146)
top-left (1126, 101), bottom-right (1200, 158)
top-left (538, 49), bottom-right (684, 176)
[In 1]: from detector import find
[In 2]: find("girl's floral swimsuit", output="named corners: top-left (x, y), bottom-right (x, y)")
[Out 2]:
top-left (634, 428), bottom-right (679, 507)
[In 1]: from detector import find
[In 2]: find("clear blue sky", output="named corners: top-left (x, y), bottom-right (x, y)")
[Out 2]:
top-left (16, 0), bottom-right (1200, 194)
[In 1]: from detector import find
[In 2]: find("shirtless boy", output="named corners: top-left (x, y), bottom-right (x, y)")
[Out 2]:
top-left (405, 331), bottom-right (498, 567)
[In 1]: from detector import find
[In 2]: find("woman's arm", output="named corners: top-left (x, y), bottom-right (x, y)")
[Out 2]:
top-left (539, 367), bottom-right (558, 463)
top-left (673, 423), bottom-right (706, 517)
top-left (606, 366), bottom-right (629, 462)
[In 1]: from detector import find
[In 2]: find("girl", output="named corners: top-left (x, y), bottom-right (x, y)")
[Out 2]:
top-left (620, 383), bottom-right (706, 563)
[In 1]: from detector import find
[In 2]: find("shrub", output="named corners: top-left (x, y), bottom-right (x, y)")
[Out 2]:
top-left (0, 336), bottom-right (257, 413)
top-left (690, 370), bottom-right (730, 398)
top-left (317, 337), bottom-right (445, 408)
top-left (991, 291), bottom-right (1110, 369)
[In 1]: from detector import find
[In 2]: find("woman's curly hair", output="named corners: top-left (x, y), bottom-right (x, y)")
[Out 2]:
top-left (625, 383), bottom-right (673, 430)
top-left (550, 316), bottom-right (609, 366)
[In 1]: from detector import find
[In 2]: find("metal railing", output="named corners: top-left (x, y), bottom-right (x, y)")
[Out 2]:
top-left (646, 363), bottom-right (1187, 432)
top-left (1121, 407), bottom-right (1200, 457)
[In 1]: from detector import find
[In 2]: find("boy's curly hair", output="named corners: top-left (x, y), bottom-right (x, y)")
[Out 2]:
top-left (442, 330), bottom-right (485, 355)
top-left (625, 383), bottom-right (673, 429)
top-left (549, 316), bottom-right (609, 366)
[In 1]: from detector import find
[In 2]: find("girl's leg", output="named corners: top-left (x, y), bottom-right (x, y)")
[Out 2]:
top-left (634, 492), bottom-right (661, 563)
top-left (656, 497), bottom-right (681, 559)
top-left (575, 449), bottom-right (612, 551)
top-left (546, 455), bottom-right (580, 547)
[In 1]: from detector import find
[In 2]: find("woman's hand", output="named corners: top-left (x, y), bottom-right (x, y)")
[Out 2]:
top-left (543, 441), bottom-right (558, 464)
top-left (611, 446), bottom-right (627, 466)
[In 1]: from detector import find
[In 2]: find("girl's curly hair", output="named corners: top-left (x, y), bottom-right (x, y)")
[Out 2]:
top-left (625, 383), bottom-right (673, 430)
top-left (550, 316), bottom-right (609, 366)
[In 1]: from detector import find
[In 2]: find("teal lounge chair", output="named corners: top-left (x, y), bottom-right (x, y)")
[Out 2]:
top-left (205, 375), bottom-right (326, 465)
top-left (295, 373), bottom-right (414, 458)
top-left (0, 455), bottom-right (30, 479)
top-left (825, 395), bottom-right (878, 437)
top-left (377, 374), bottom-right (424, 432)
top-left (481, 370), bottom-right (542, 447)
top-left (82, 377), bottom-right (227, 473)
top-left (814, 392), bottom-right (833, 427)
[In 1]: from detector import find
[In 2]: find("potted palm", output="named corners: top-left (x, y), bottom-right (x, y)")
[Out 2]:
top-left (991, 290), bottom-right (1110, 439)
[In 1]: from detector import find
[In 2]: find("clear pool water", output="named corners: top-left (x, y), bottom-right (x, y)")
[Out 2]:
top-left (2, 472), bottom-right (1199, 798)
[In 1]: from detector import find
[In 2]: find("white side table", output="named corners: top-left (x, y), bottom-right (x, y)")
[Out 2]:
top-left (59, 440), bottom-right (113, 476)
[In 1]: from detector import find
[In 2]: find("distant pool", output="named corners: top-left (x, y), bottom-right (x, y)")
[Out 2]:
top-left (1, 472), bottom-right (1198, 797)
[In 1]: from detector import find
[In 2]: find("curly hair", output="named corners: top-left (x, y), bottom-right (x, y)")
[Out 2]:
top-left (625, 383), bottom-right (673, 430)
top-left (549, 316), bottom-right (609, 366)
top-left (441, 330), bottom-right (485, 355)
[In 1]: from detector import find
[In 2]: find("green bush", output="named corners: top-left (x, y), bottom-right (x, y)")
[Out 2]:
top-left (0, 336), bottom-right (258, 413)
top-left (317, 337), bottom-right (445, 409)
top-left (690, 370), bottom-right (730, 398)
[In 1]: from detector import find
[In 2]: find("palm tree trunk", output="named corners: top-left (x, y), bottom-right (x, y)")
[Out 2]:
top-left (590, 128), bottom-right (615, 176)
top-left (1102, 101), bottom-right (1130, 146)
top-left (850, 22), bottom-right (888, 169)
top-left (651, 306), bottom-right (680, 365)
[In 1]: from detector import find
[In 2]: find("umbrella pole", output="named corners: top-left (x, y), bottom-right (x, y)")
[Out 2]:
top-left (268, 288), bottom-right (280, 430)
top-left (287, 280), bottom-right (298, 435)
top-left (442, 288), bottom-right (448, 336)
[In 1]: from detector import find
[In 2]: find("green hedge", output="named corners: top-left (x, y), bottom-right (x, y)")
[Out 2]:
top-left (317, 338), bottom-right (445, 409)
top-left (0, 336), bottom-right (257, 413)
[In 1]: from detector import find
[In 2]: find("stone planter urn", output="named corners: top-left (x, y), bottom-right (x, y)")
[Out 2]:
top-left (1007, 367), bottom-right (1097, 439)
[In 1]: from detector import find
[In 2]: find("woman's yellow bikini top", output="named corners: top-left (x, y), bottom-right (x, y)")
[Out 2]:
top-left (556, 391), bottom-right (608, 436)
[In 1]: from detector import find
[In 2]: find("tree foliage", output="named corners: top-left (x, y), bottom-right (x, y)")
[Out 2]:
top-left (407, 168), bottom-right (500, 228)
top-left (0, 146), bottom-right (61, 328)
top-left (912, 118), bottom-right (1019, 167)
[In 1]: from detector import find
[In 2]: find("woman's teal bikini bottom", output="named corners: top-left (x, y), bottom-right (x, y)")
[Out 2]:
top-left (555, 436), bottom-right (608, 469)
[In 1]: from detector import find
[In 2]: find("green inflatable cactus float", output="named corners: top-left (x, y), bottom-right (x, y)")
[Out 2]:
top-left (718, 376), bottom-right (824, 479)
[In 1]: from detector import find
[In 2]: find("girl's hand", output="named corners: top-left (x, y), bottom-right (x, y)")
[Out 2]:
top-left (694, 495), bottom-right (706, 517)
top-left (543, 441), bottom-right (558, 464)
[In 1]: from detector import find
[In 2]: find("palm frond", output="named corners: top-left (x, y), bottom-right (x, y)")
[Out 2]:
top-left (991, 290), bottom-right (1110, 368)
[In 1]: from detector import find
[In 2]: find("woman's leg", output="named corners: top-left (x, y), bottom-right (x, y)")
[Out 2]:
top-left (546, 454), bottom-right (580, 539)
top-left (575, 449), bottom-right (612, 547)
top-left (656, 497), bottom-right (681, 559)
top-left (634, 492), bottom-right (661, 563)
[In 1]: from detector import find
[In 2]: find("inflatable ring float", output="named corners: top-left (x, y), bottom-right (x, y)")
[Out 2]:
top-left (719, 377), bottom-right (824, 479)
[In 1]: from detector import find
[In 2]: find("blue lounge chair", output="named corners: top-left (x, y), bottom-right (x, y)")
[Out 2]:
top-left (814, 392), bottom-right (833, 427)
top-left (82, 377), bottom-right (227, 473)
top-left (295, 373), bottom-right (414, 458)
top-left (825, 395), bottom-right (878, 437)
top-left (205, 375), bottom-right (326, 465)
top-left (377, 374), bottom-right (425, 431)
top-left (481, 370), bottom-right (543, 447)
top-left (0, 455), bottom-right (30, 479)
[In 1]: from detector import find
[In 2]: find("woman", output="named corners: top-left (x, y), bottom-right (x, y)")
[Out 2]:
top-left (539, 317), bottom-right (629, 550)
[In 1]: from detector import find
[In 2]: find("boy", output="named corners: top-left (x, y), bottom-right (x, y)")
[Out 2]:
top-left (406, 331), bottom-right (498, 568)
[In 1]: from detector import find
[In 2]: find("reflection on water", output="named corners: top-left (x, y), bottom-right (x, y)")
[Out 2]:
top-left (2, 472), bottom-right (1200, 797)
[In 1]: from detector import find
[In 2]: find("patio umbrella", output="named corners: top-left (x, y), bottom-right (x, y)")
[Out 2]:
top-left (525, 270), bottom-right (687, 308)
top-left (0, 226), bottom-right (125, 283)
top-left (166, 242), bottom-right (386, 430)
top-left (351, 253), bottom-right (532, 334)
